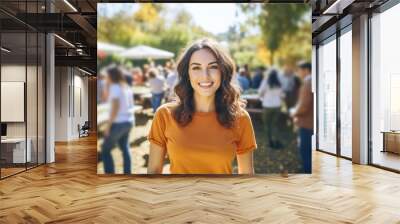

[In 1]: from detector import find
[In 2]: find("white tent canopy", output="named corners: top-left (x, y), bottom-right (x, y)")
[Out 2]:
top-left (98, 42), bottom-right (125, 54)
top-left (120, 45), bottom-right (174, 60)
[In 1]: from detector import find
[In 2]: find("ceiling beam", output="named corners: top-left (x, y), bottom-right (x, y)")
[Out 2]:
top-left (55, 55), bottom-right (96, 71)
top-left (67, 13), bottom-right (97, 39)
top-left (322, 0), bottom-right (356, 15)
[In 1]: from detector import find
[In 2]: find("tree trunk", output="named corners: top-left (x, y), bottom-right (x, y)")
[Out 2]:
top-left (270, 50), bottom-right (274, 65)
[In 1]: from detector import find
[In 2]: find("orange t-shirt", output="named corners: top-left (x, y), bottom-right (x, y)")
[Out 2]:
top-left (147, 104), bottom-right (257, 174)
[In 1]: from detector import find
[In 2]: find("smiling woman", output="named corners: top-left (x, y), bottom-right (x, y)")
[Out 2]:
top-left (147, 38), bottom-right (257, 174)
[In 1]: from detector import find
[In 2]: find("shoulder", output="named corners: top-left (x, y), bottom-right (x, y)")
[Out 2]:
top-left (236, 108), bottom-right (252, 125)
top-left (155, 102), bottom-right (179, 117)
top-left (233, 108), bottom-right (254, 136)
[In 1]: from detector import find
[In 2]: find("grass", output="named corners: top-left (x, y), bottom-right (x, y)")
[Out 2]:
top-left (249, 114), bottom-right (303, 174)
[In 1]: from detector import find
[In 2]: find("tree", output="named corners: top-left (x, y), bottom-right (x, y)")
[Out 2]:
top-left (133, 3), bottom-right (160, 24)
top-left (133, 3), bottom-right (165, 34)
top-left (239, 3), bottom-right (309, 65)
top-left (275, 21), bottom-right (312, 66)
top-left (158, 25), bottom-right (190, 57)
top-left (259, 4), bottom-right (309, 64)
top-left (98, 11), bottom-right (138, 47)
top-left (175, 8), bottom-right (193, 26)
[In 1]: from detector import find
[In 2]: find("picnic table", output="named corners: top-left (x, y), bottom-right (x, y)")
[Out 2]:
top-left (132, 85), bottom-right (151, 95)
top-left (133, 86), bottom-right (152, 108)
top-left (241, 94), bottom-right (263, 114)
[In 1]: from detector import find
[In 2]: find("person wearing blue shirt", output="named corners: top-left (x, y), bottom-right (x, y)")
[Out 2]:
top-left (237, 68), bottom-right (250, 92)
top-left (252, 66), bottom-right (266, 89)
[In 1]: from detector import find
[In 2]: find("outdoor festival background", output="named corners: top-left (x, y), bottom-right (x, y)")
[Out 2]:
top-left (97, 3), bottom-right (312, 174)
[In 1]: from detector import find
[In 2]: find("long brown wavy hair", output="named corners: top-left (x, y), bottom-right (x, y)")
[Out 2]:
top-left (173, 38), bottom-right (243, 129)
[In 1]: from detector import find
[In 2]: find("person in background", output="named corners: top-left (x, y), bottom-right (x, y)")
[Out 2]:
top-left (147, 68), bottom-right (166, 113)
top-left (149, 61), bottom-right (156, 68)
top-left (101, 66), bottom-right (135, 174)
top-left (252, 65), bottom-right (266, 89)
top-left (258, 69), bottom-right (285, 149)
top-left (237, 67), bottom-right (250, 92)
top-left (243, 64), bottom-right (252, 87)
top-left (165, 62), bottom-right (178, 102)
top-left (98, 69), bottom-right (107, 103)
top-left (290, 61), bottom-right (313, 173)
top-left (132, 67), bottom-right (144, 85)
top-left (142, 64), bottom-right (150, 83)
top-left (279, 63), bottom-right (301, 109)
top-left (157, 64), bottom-right (166, 78)
top-left (122, 67), bottom-right (133, 86)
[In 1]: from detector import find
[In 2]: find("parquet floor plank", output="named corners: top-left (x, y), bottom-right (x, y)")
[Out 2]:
top-left (0, 135), bottom-right (399, 223)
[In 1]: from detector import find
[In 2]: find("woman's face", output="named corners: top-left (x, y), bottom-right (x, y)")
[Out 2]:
top-left (188, 48), bottom-right (222, 98)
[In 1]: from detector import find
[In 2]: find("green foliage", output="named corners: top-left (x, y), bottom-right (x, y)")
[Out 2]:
top-left (260, 4), bottom-right (309, 64)
top-left (174, 8), bottom-right (193, 26)
top-left (98, 3), bottom-right (311, 69)
top-left (229, 35), bottom-right (265, 68)
top-left (158, 25), bottom-right (190, 57)
top-left (98, 11), bottom-right (138, 47)
top-left (237, 3), bottom-right (310, 65)
top-left (98, 3), bottom-right (216, 63)
top-left (276, 21), bottom-right (312, 65)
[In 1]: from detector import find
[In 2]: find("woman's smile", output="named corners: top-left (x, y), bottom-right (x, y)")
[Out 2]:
top-left (198, 81), bottom-right (214, 89)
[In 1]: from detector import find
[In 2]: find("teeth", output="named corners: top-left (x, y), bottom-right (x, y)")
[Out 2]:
top-left (199, 82), bottom-right (213, 87)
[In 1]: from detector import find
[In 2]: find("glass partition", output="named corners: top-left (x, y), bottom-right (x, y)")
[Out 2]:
top-left (317, 35), bottom-right (337, 154)
top-left (371, 3), bottom-right (400, 171)
top-left (1, 30), bottom-right (28, 178)
top-left (27, 30), bottom-right (38, 169)
top-left (339, 28), bottom-right (352, 158)
top-left (0, 1), bottom-right (46, 179)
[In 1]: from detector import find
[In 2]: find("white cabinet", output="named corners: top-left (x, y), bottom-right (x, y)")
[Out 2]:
top-left (1, 138), bottom-right (31, 163)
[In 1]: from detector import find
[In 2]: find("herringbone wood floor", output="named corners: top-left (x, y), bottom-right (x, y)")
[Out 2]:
top-left (1, 135), bottom-right (400, 224)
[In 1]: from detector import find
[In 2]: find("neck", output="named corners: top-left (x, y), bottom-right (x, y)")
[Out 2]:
top-left (194, 93), bottom-right (215, 113)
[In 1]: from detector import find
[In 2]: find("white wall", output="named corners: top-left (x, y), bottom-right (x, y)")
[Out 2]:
top-left (54, 66), bottom-right (89, 141)
top-left (72, 72), bottom-right (89, 138)
top-left (54, 66), bottom-right (69, 141)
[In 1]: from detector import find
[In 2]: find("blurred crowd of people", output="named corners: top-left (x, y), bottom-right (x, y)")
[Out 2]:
top-left (98, 60), bottom-right (178, 112)
top-left (251, 61), bottom-right (313, 174)
top-left (233, 61), bottom-right (312, 174)
top-left (98, 59), bottom-right (313, 174)
top-left (97, 60), bottom-right (178, 174)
